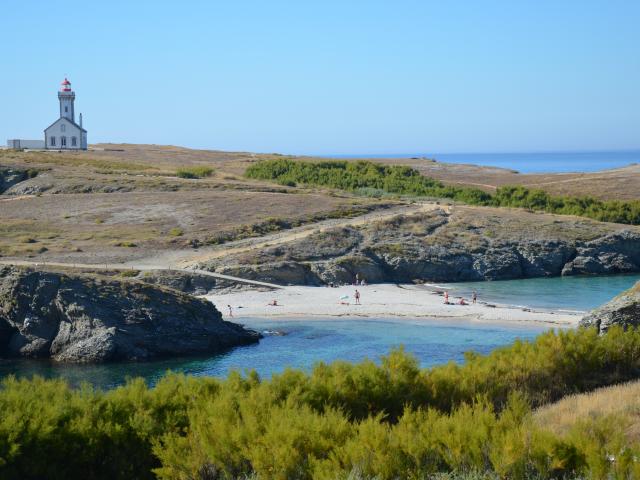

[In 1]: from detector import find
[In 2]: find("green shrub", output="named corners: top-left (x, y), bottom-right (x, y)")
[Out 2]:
top-left (3, 327), bottom-right (640, 479)
top-left (168, 227), bottom-right (184, 237)
top-left (176, 166), bottom-right (214, 179)
top-left (493, 185), bottom-right (640, 225)
top-left (114, 241), bottom-right (137, 247)
top-left (119, 269), bottom-right (140, 277)
top-left (245, 159), bottom-right (640, 225)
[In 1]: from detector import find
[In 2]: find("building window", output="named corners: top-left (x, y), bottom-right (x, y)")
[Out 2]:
top-left (61, 124), bottom-right (66, 132)
top-left (50, 136), bottom-right (56, 146)
top-left (65, 106), bottom-right (68, 112)
top-left (61, 136), bottom-right (67, 147)
top-left (71, 136), bottom-right (77, 147)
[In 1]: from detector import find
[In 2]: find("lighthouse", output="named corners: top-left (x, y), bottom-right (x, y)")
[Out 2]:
top-left (44, 78), bottom-right (88, 150)
top-left (58, 78), bottom-right (75, 121)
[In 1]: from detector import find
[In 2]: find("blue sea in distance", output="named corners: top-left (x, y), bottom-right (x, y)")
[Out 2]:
top-left (330, 150), bottom-right (640, 174)
top-left (1, 274), bottom-right (638, 390)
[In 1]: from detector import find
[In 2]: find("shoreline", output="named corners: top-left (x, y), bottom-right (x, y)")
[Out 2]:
top-left (205, 283), bottom-right (583, 328)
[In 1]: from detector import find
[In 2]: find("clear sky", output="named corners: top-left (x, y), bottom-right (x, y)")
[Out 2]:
top-left (2, 0), bottom-right (639, 154)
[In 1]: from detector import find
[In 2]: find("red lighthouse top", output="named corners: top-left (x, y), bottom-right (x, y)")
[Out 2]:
top-left (60, 78), bottom-right (72, 92)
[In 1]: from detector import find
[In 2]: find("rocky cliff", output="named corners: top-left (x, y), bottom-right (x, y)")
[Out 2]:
top-left (0, 266), bottom-right (260, 362)
top-left (199, 207), bottom-right (640, 286)
top-left (580, 282), bottom-right (640, 333)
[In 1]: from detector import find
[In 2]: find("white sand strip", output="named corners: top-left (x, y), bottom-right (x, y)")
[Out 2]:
top-left (205, 283), bottom-right (582, 328)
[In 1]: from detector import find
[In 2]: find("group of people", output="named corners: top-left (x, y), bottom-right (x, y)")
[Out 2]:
top-left (443, 290), bottom-right (477, 306)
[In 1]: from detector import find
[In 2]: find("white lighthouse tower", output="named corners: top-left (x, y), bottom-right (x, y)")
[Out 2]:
top-left (44, 78), bottom-right (88, 150)
top-left (58, 78), bottom-right (75, 121)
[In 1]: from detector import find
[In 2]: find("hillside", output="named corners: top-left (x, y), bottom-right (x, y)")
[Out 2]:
top-left (1, 144), bottom-right (640, 283)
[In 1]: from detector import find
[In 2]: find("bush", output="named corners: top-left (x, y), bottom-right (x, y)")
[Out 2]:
top-left (245, 159), bottom-right (640, 225)
top-left (176, 166), bottom-right (214, 179)
top-left (3, 327), bottom-right (640, 479)
top-left (119, 269), bottom-right (140, 277)
top-left (113, 241), bottom-right (137, 247)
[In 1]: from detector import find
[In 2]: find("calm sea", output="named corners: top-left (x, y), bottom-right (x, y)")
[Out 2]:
top-left (330, 150), bottom-right (640, 174)
top-left (1, 274), bottom-right (637, 390)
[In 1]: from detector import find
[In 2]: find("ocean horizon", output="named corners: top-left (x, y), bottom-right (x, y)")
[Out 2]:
top-left (322, 149), bottom-right (640, 174)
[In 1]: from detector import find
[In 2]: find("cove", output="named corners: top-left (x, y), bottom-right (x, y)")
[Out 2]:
top-left (0, 273), bottom-right (637, 390)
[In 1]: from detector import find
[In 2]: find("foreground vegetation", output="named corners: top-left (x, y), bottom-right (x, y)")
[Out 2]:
top-left (245, 159), bottom-right (640, 225)
top-left (2, 327), bottom-right (640, 479)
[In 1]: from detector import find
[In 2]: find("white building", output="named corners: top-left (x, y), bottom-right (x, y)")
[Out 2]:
top-left (44, 78), bottom-right (87, 150)
top-left (6, 139), bottom-right (45, 149)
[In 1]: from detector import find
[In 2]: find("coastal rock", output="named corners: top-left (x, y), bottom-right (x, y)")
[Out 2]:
top-left (0, 266), bottom-right (260, 362)
top-left (219, 261), bottom-right (321, 286)
top-left (0, 168), bottom-right (34, 194)
top-left (199, 210), bottom-right (640, 285)
top-left (563, 232), bottom-right (640, 276)
top-left (580, 281), bottom-right (640, 333)
top-left (517, 241), bottom-right (576, 277)
top-left (138, 269), bottom-right (223, 294)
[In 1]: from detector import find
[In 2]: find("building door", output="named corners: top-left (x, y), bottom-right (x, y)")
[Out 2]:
top-left (61, 136), bottom-right (67, 148)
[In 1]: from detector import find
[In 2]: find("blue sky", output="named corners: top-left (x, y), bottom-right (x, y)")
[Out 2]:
top-left (2, 0), bottom-right (639, 154)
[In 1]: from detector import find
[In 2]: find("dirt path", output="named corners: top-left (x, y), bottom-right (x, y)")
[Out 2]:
top-left (0, 201), bottom-right (446, 288)
top-left (168, 201), bottom-right (449, 268)
top-left (0, 259), bottom-right (283, 289)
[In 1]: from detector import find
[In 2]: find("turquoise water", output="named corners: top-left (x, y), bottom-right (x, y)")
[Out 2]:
top-left (0, 274), bottom-right (637, 389)
top-left (332, 150), bottom-right (640, 173)
top-left (444, 274), bottom-right (640, 312)
top-left (0, 319), bottom-right (544, 390)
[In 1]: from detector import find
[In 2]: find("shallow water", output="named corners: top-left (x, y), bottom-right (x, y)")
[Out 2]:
top-left (1, 273), bottom-right (637, 389)
top-left (443, 273), bottom-right (640, 312)
top-left (0, 318), bottom-right (544, 389)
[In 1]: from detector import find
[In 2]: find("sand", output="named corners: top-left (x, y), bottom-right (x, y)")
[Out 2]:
top-left (205, 283), bottom-right (582, 328)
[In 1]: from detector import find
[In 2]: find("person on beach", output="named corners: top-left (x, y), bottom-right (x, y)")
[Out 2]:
top-left (355, 289), bottom-right (361, 305)
top-left (459, 298), bottom-right (467, 306)
top-left (444, 291), bottom-right (449, 304)
top-left (227, 305), bottom-right (233, 317)
top-left (472, 291), bottom-right (477, 304)
top-left (267, 299), bottom-right (279, 306)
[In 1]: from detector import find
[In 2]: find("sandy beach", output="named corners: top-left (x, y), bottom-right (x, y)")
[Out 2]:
top-left (205, 283), bottom-right (583, 327)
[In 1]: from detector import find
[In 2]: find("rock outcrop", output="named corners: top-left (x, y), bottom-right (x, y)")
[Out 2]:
top-left (138, 269), bottom-right (222, 294)
top-left (200, 208), bottom-right (640, 285)
top-left (580, 281), bottom-right (640, 333)
top-left (0, 168), bottom-right (36, 194)
top-left (0, 266), bottom-right (260, 362)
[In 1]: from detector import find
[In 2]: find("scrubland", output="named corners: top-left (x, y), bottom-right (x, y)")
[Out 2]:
top-left (2, 327), bottom-right (640, 479)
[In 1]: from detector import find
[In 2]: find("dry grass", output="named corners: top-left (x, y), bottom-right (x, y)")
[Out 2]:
top-left (0, 149), bottom-right (156, 173)
top-left (535, 380), bottom-right (640, 441)
top-left (0, 189), bottom-right (379, 263)
top-left (2, 143), bottom-right (638, 266)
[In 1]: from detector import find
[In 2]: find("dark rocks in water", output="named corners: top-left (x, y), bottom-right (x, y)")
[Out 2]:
top-left (0, 266), bottom-right (260, 363)
top-left (262, 329), bottom-right (287, 336)
top-left (580, 281), bottom-right (640, 333)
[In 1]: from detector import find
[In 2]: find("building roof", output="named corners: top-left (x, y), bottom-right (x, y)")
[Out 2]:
top-left (44, 117), bottom-right (87, 133)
